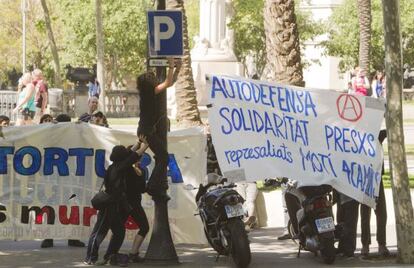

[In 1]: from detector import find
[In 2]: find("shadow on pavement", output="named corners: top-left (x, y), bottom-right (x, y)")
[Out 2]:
top-left (0, 227), bottom-right (403, 268)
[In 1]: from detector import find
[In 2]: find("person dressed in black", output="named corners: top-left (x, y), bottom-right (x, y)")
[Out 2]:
top-left (336, 193), bottom-right (359, 257)
top-left (360, 129), bottom-right (389, 257)
top-left (84, 144), bottom-right (141, 265)
top-left (136, 58), bottom-right (181, 199)
top-left (124, 144), bottom-right (150, 263)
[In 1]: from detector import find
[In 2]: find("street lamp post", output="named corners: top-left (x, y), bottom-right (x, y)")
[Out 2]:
top-left (144, 0), bottom-right (179, 265)
top-left (21, 0), bottom-right (27, 73)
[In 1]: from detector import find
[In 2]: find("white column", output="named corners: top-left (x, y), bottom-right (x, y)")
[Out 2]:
top-left (199, 0), bottom-right (226, 49)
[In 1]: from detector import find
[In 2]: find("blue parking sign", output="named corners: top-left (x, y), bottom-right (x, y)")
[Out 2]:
top-left (147, 11), bottom-right (183, 57)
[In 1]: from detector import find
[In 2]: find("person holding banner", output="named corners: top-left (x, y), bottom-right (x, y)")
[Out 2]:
top-left (336, 193), bottom-right (359, 258)
top-left (136, 58), bottom-right (181, 199)
top-left (360, 129), bottom-right (389, 257)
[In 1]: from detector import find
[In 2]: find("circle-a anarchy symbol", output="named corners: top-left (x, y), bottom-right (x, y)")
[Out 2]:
top-left (336, 94), bottom-right (363, 122)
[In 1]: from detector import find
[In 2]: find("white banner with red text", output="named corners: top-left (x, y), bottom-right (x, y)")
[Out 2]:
top-left (0, 124), bottom-right (207, 243)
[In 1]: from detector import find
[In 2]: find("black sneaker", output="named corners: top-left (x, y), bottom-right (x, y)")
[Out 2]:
top-left (129, 253), bottom-right (144, 263)
top-left (277, 233), bottom-right (291, 240)
top-left (68, 239), bottom-right (85, 247)
top-left (378, 245), bottom-right (390, 257)
top-left (41, 239), bottom-right (53, 248)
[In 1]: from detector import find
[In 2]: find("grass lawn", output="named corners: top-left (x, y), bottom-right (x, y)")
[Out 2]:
top-left (382, 170), bottom-right (414, 188)
top-left (383, 144), bottom-right (414, 155)
top-left (107, 117), bottom-right (179, 127)
top-left (107, 117), bottom-right (139, 125)
top-left (256, 172), bottom-right (414, 192)
top-left (405, 119), bottom-right (414, 124)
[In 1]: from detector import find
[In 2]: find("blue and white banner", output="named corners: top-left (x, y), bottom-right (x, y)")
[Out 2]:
top-left (207, 75), bottom-right (386, 207)
top-left (0, 124), bottom-right (207, 243)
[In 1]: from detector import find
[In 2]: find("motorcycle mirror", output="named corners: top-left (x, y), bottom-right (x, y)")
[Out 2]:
top-left (219, 177), bottom-right (228, 184)
top-left (183, 184), bottom-right (197, 190)
top-left (207, 173), bottom-right (221, 184)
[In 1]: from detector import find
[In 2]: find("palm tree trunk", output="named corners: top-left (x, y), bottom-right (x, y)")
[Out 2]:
top-left (382, 0), bottom-right (414, 263)
top-left (167, 0), bottom-right (202, 128)
top-left (357, 0), bottom-right (371, 74)
top-left (263, 0), bottom-right (304, 87)
top-left (40, 0), bottom-right (62, 87)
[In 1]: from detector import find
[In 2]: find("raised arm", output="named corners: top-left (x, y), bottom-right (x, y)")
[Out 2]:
top-left (117, 151), bottom-right (140, 171)
top-left (154, 58), bottom-right (182, 95)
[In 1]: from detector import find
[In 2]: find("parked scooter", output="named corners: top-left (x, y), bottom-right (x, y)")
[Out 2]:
top-left (284, 180), bottom-right (336, 264)
top-left (189, 174), bottom-right (251, 268)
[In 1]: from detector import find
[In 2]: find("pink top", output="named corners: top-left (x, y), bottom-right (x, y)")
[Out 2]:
top-left (352, 76), bottom-right (368, 96)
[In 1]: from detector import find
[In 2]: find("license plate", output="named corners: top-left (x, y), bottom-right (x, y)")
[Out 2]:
top-left (315, 217), bottom-right (335, 233)
top-left (225, 203), bottom-right (244, 218)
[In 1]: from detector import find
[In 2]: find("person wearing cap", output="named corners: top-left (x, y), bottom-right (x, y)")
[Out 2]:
top-left (84, 144), bottom-right (144, 265)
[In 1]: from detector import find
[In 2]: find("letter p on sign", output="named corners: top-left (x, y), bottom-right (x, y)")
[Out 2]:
top-left (148, 11), bottom-right (183, 57)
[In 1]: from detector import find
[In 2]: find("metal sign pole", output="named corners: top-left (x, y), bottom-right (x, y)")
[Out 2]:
top-left (144, 0), bottom-right (179, 264)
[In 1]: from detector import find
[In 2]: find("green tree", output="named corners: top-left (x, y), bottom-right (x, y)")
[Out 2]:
top-left (322, 0), bottom-right (414, 73)
top-left (184, 0), bottom-right (199, 48)
top-left (55, 0), bottom-right (150, 87)
top-left (382, 0), bottom-right (414, 263)
top-left (229, 0), bottom-right (323, 78)
top-left (0, 0), bottom-right (51, 82)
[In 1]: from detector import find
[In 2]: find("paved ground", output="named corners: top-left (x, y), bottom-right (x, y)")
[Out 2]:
top-left (0, 227), bottom-right (408, 268)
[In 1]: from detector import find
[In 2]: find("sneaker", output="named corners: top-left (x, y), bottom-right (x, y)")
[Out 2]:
top-left (109, 253), bottom-right (129, 267)
top-left (245, 225), bottom-right (251, 233)
top-left (277, 233), bottom-right (292, 240)
top-left (343, 251), bottom-right (355, 258)
top-left (129, 253), bottom-right (144, 263)
top-left (41, 239), bottom-right (53, 248)
top-left (336, 247), bottom-right (354, 258)
top-left (83, 260), bottom-right (96, 265)
top-left (68, 239), bottom-right (85, 247)
top-left (244, 216), bottom-right (256, 227)
top-left (378, 245), bottom-right (390, 257)
top-left (361, 245), bottom-right (369, 256)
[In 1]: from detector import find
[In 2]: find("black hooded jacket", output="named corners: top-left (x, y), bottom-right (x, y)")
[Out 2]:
top-left (104, 146), bottom-right (146, 205)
